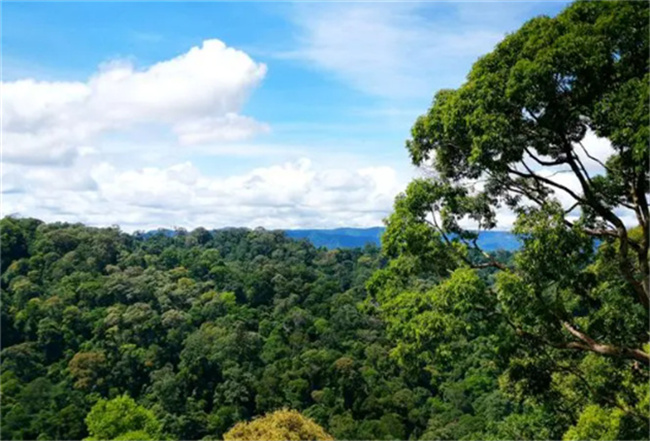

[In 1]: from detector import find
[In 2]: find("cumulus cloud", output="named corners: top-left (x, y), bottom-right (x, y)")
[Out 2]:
top-left (2, 39), bottom-right (268, 165)
top-left (1, 37), bottom-right (411, 230)
top-left (173, 114), bottom-right (270, 145)
top-left (2, 158), bottom-right (406, 231)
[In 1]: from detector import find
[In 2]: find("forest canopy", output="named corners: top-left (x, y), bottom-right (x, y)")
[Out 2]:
top-left (1, 1), bottom-right (648, 441)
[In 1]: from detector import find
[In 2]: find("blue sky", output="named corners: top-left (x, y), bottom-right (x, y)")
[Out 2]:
top-left (2, 1), bottom-right (570, 231)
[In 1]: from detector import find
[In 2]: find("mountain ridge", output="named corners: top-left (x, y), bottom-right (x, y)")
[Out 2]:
top-left (285, 227), bottom-right (520, 250)
top-left (142, 227), bottom-right (520, 251)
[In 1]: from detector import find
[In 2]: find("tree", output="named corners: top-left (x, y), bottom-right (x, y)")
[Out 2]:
top-left (562, 405), bottom-right (621, 441)
top-left (0, 217), bottom-right (34, 272)
top-left (69, 351), bottom-right (107, 391)
top-left (375, 1), bottom-right (649, 438)
top-left (223, 409), bottom-right (333, 441)
top-left (385, 0), bottom-right (648, 366)
top-left (84, 395), bottom-right (162, 441)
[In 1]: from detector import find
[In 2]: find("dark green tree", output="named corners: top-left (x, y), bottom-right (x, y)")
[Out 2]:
top-left (374, 1), bottom-right (649, 439)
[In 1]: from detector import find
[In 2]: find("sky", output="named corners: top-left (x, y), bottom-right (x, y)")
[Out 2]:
top-left (1, 1), bottom-right (572, 232)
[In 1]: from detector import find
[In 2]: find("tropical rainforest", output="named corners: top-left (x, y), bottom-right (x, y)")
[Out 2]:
top-left (1, 1), bottom-right (648, 440)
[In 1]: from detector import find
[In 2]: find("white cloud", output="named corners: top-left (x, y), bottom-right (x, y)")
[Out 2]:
top-left (173, 114), bottom-right (270, 145)
top-left (2, 158), bottom-right (406, 231)
top-left (1, 36), bottom-right (413, 231)
top-left (2, 39), bottom-right (268, 165)
top-left (285, 3), bottom-right (506, 98)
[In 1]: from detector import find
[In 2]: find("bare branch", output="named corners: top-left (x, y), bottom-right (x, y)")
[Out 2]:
top-left (577, 140), bottom-right (611, 173)
top-left (564, 202), bottom-right (580, 214)
top-left (570, 148), bottom-right (594, 186)
top-left (506, 165), bottom-right (585, 203)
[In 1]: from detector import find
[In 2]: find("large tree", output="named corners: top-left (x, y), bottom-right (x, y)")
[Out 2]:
top-left (375, 0), bottom-right (648, 438)
top-left (388, 0), bottom-right (648, 362)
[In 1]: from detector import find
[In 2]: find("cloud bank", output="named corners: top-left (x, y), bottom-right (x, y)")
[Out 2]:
top-left (3, 158), bottom-right (404, 231)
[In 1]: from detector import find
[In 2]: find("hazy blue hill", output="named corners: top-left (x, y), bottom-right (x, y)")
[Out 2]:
top-left (141, 227), bottom-right (520, 251)
top-left (285, 228), bottom-right (520, 251)
top-left (285, 227), bottom-right (385, 249)
top-left (469, 230), bottom-right (520, 251)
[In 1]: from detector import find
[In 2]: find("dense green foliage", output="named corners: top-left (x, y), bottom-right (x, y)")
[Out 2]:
top-left (1, 218), bottom-right (405, 440)
top-left (370, 1), bottom-right (649, 440)
top-left (85, 395), bottom-right (163, 441)
top-left (2, 2), bottom-right (648, 440)
top-left (0, 216), bottom-right (596, 441)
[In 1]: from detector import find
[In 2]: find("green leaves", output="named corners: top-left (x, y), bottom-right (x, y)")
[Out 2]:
top-left (563, 405), bottom-right (624, 441)
top-left (84, 395), bottom-right (162, 441)
top-left (377, 2), bottom-right (649, 439)
top-left (223, 409), bottom-right (333, 441)
top-left (405, 1), bottom-right (649, 241)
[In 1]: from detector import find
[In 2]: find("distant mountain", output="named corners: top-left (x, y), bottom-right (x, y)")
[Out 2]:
top-left (139, 228), bottom-right (177, 238)
top-left (141, 226), bottom-right (520, 251)
top-left (285, 228), bottom-right (520, 251)
top-left (285, 227), bottom-right (385, 249)
top-left (464, 230), bottom-right (520, 252)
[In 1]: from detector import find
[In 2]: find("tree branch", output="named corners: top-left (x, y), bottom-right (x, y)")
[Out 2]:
top-left (561, 322), bottom-right (650, 365)
top-left (524, 147), bottom-right (568, 167)
top-left (560, 140), bottom-right (649, 307)
top-left (577, 140), bottom-right (611, 173)
top-left (506, 165), bottom-right (585, 204)
top-left (427, 208), bottom-right (507, 271)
